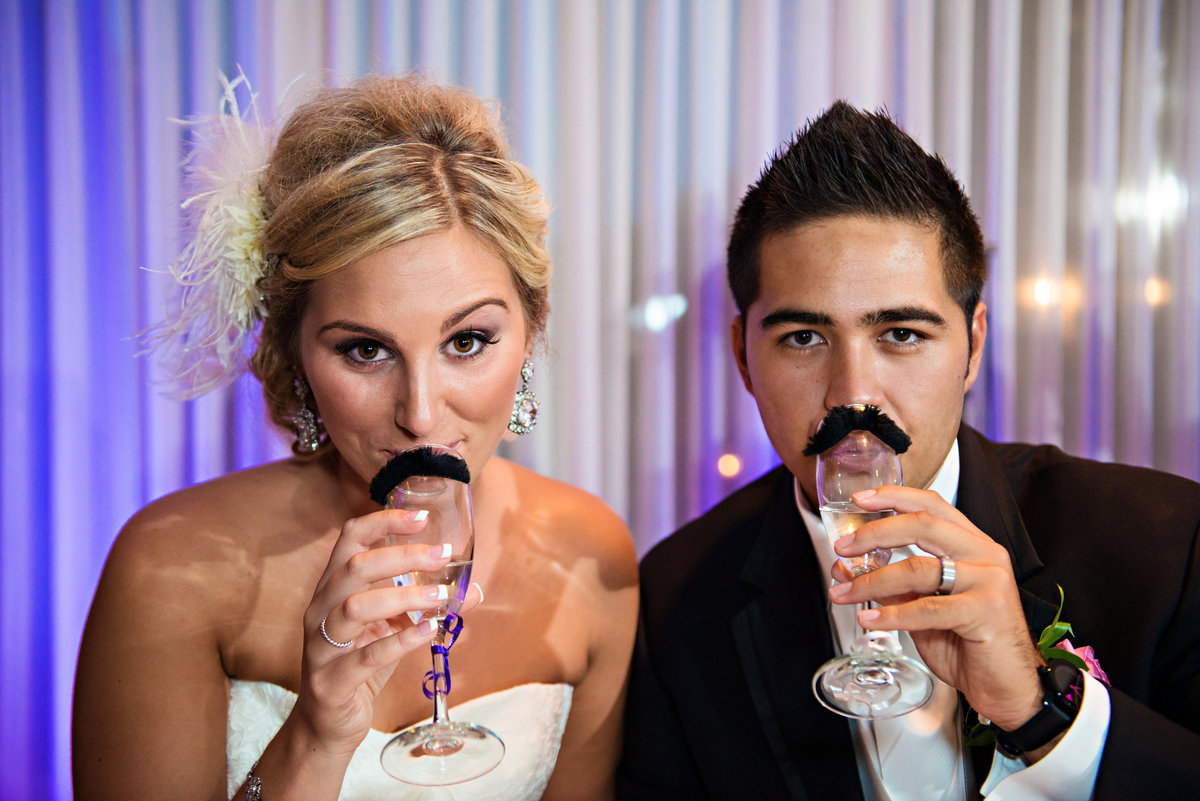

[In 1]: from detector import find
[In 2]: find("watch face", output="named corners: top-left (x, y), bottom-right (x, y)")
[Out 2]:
top-left (1047, 659), bottom-right (1084, 710)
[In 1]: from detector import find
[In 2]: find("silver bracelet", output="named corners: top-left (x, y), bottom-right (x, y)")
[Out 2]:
top-left (245, 760), bottom-right (262, 801)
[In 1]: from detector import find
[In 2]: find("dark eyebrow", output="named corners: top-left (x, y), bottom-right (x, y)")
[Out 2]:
top-left (317, 298), bottom-right (511, 340)
top-left (318, 320), bottom-right (392, 340)
top-left (759, 305), bottom-right (948, 331)
top-left (760, 309), bottom-right (834, 329)
top-left (443, 298), bottom-right (509, 332)
top-left (861, 306), bottom-right (947, 328)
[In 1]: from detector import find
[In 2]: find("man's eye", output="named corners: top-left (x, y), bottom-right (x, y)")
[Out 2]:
top-left (882, 328), bottom-right (923, 344)
top-left (883, 328), bottom-right (926, 347)
top-left (785, 330), bottom-right (824, 347)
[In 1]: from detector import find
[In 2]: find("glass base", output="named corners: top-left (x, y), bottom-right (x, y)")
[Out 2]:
top-left (813, 641), bottom-right (935, 719)
top-left (380, 721), bottom-right (505, 785)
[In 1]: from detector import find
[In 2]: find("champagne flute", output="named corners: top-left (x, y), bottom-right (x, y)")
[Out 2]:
top-left (375, 444), bottom-right (504, 785)
top-left (811, 429), bottom-right (935, 718)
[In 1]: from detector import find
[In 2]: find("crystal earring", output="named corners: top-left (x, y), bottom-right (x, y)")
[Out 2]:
top-left (508, 359), bottom-right (539, 435)
top-left (292, 376), bottom-right (322, 452)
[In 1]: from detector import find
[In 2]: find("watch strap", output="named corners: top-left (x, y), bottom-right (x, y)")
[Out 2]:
top-left (990, 659), bottom-right (1083, 757)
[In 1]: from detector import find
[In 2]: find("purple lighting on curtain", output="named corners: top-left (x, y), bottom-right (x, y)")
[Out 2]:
top-left (2, 4), bottom-right (56, 800)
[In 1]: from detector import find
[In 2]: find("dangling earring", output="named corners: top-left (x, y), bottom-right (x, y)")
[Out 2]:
top-left (292, 376), bottom-right (322, 452)
top-left (508, 359), bottom-right (539, 435)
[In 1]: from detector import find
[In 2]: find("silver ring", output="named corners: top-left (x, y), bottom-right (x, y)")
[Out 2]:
top-left (319, 614), bottom-right (355, 648)
top-left (935, 557), bottom-right (957, 596)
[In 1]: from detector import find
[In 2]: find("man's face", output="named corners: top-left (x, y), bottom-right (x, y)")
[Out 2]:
top-left (731, 215), bottom-right (986, 505)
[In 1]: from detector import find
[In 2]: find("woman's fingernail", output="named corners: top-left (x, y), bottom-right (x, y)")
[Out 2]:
top-left (472, 582), bottom-right (484, 605)
top-left (854, 489), bottom-right (877, 500)
top-left (428, 543), bottom-right (451, 559)
top-left (416, 618), bottom-right (437, 635)
top-left (410, 509), bottom-right (429, 522)
top-left (833, 534), bottom-right (853, 552)
top-left (859, 608), bottom-right (881, 622)
top-left (422, 584), bottom-right (449, 601)
top-left (829, 581), bottom-right (852, 599)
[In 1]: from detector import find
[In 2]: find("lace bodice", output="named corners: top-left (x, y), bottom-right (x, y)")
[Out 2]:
top-left (226, 680), bottom-right (573, 800)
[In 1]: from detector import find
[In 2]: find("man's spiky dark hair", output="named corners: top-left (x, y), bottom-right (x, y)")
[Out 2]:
top-left (727, 102), bottom-right (986, 334)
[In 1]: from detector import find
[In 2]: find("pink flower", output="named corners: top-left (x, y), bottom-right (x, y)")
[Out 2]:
top-left (1055, 639), bottom-right (1110, 685)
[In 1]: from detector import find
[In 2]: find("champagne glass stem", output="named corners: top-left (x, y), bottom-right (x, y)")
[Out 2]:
top-left (858, 600), bottom-right (893, 646)
top-left (430, 625), bottom-right (450, 725)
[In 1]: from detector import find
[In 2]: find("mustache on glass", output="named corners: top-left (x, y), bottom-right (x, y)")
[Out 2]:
top-left (369, 446), bottom-right (471, 506)
top-left (802, 405), bottom-right (912, 457)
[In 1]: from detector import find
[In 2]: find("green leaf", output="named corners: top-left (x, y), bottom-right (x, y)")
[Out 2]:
top-left (1037, 621), bottom-right (1074, 652)
top-left (1044, 647), bottom-right (1088, 671)
top-left (1036, 585), bottom-right (1074, 654)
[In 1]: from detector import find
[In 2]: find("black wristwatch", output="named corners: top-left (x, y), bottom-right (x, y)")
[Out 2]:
top-left (990, 658), bottom-right (1084, 758)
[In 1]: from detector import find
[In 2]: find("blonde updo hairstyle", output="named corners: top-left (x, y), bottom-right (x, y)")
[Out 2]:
top-left (251, 76), bottom-right (551, 454)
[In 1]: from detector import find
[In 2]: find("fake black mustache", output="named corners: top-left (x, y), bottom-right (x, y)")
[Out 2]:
top-left (802, 405), bottom-right (912, 457)
top-left (369, 446), bottom-right (471, 506)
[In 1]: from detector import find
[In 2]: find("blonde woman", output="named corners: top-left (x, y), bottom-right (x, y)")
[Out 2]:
top-left (73, 76), bottom-right (637, 801)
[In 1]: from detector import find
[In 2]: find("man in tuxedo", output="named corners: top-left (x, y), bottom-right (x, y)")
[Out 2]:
top-left (617, 103), bottom-right (1200, 800)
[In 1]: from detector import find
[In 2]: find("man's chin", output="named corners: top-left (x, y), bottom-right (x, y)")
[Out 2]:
top-left (782, 455), bottom-right (819, 504)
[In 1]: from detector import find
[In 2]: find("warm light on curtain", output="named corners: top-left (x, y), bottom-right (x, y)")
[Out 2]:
top-left (2, 2), bottom-right (1197, 798)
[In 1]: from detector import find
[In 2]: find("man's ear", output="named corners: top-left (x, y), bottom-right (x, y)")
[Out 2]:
top-left (963, 302), bottom-right (987, 392)
top-left (730, 316), bottom-right (754, 395)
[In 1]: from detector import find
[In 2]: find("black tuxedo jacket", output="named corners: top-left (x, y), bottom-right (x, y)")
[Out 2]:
top-left (617, 425), bottom-right (1200, 800)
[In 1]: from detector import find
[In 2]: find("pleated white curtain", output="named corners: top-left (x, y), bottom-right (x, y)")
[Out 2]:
top-left (2, 2), bottom-right (1197, 798)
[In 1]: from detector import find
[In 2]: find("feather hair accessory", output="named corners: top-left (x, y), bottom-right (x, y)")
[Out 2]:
top-left (148, 70), bottom-right (275, 398)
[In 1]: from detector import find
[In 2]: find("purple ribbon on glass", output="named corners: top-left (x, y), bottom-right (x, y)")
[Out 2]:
top-left (422, 612), bottom-right (463, 700)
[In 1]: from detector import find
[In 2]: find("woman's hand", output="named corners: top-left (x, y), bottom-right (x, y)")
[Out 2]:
top-left (828, 485), bottom-right (1044, 732)
top-left (292, 508), bottom-right (483, 757)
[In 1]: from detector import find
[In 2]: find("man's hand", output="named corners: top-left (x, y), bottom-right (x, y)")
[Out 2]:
top-left (828, 485), bottom-right (1044, 731)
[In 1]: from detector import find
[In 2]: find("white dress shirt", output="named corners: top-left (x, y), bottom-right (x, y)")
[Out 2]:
top-left (796, 440), bottom-right (1111, 800)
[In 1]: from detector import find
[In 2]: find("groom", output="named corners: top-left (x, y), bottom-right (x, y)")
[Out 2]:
top-left (617, 103), bottom-right (1200, 799)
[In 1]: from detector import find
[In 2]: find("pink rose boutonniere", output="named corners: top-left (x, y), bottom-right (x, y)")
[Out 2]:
top-left (965, 585), bottom-right (1108, 746)
top-left (1049, 639), bottom-right (1110, 686)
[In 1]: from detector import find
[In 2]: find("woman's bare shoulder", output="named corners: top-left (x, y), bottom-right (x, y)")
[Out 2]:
top-left (109, 458), bottom-right (333, 596)
top-left (125, 457), bottom-right (333, 535)
top-left (129, 457), bottom-right (303, 521)
top-left (487, 458), bottom-right (637, 579)
top-left (75, 461), bottom-right (332, 798)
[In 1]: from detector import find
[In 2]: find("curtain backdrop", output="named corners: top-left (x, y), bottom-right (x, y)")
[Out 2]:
top-left (2, 1), bottom-right (1197, 798)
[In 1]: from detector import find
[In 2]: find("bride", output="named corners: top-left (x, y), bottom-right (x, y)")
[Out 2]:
top-left (72, 74), bottom-right (638, 801)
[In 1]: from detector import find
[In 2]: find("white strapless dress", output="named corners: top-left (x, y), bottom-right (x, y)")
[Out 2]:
top-left (226, 680), bottom-right (573, 800)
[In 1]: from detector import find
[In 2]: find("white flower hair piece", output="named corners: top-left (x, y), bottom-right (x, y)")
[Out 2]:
top-left (150, 70), bottom-right (275, 398)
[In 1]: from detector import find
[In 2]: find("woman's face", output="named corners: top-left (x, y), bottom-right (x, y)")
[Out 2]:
top-left (297, 225), bottom-right (531, 488)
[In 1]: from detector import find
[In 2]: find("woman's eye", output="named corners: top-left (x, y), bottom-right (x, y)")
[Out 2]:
top-left (446, 331), bottom-right (496, 358)
top-left (336, 340), bottom-right (390, 363)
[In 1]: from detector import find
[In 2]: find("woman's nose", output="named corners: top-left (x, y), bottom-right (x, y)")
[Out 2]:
top-left (393, 364), bottom-right (444, 439)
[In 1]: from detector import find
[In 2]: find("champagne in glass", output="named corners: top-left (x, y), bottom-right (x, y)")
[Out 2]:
top-left (387, 471), bottom-right (474, 628)
top-left (394, 557), bottom-right (473, 625)
top-left (818, 502), bottom-right (893, 576)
